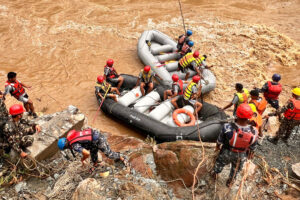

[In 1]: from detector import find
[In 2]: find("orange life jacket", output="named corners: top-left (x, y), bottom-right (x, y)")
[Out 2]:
top-left (284, 98), bottom-right (300, 121)
top-left (173, 80), bottom-right (183, 95)
top-left (264, 81), bottom-right (282, 100)
top-left (250, 113), bottom-right (263, 130)
top-left (249, 97), bottom-right (267, 115)
top-left (180, 43), bottom-right (190, 55)
top-left (5, 80), bottom-right (25, 99)
top-left (104, 65), bottom-right (117, 79)
top-left (229, 123), bottom-right (258, 153)
top-left (178, 35), bottom-right (186, 45)
top-left (67, 129), bottom-right (93, 145)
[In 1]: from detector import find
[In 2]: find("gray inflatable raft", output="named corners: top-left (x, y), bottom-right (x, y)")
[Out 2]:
top-left (137, 30), bottom-right (216, 94)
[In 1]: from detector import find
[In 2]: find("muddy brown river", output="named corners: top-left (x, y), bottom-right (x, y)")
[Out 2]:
top-left (0, 0), bottom-right (299, 138)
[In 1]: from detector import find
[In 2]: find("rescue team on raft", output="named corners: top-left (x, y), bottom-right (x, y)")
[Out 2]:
top-left (0, 29), bottom-right (299, 186)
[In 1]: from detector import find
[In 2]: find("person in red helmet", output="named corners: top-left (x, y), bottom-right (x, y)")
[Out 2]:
top-left (95, 75), bottom-right (120, 102)
top-left (3, 72), bottom-right (37, 118)
top-left (3, 104), bottom-right (41, 158)
top-left (135, 66), bottom-right (154, 96)
top-left (177, 51), bottom-right (202, 81)
top-left (212, 104), bottom-right (258, 187)
top-left (164, 74), bottom-right (184, 100)
top-left (172, 75), bottom-right (203, 115)
top-left (103, 59), bottom-right (124, 90)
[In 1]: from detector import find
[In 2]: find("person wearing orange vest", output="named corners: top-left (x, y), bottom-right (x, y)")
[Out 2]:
top-left (177, 51), bottom-right (202, 81)
top-left (95, 75), bottom-right (120, 102)
top-left (177, 29), bottom-right (192, 51)
top-left (248, 103), bottom-right (263, 137)
top-left (3, 72), bottom-right (37, 118)
top-left (267, 87), bottom-right (300, 144)
top-left (164, 74), bottom-right (184, 100)
top-left (135, 66), bottom-right (154, 96)
top-left (259, 73), bottom-right (282, 110)
top-left (179, 40), bottom-right (194, 58)
top-left (223, 83), bottom-right (250, 116)
top-left (103, 59), bottom-right (124, 90)
top-left (57, 129), bottom-right (128, 171)
top-left (249, 89), bottom-right (267, 115)
top-left (212, 104), bottom-right (258, 187)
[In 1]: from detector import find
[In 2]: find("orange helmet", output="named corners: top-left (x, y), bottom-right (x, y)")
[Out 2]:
top-left (193, 51), bottom-right (199, 58)
top-left (9, 104), bottom-right (24, 116)
top-left (192, 75), bottom-right (201, 83)
top-left (144, 65), bottom-right (151, 72)
top-left (236, 104), bottom-right (253, 119)
top-left (106, 59), bottom-right (114, 67)
top-left (172, 74), bottom-right (179, 82)
top-left (97, 75), bottom-right (104, 83)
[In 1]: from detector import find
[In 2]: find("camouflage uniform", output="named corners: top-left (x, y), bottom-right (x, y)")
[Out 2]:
top-left (71, 129), bottom-right (121, 163)
top-left (0, 97), bottom-right (9, 129)
top-left (214, 123), bottom-right (258, 180)
top-left (2, 117), bottom-right (36, 154)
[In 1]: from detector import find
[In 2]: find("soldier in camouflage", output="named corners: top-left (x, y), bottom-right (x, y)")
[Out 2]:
top-left (0, 90), bottom-right (9, 151)
top-left (267, 87), bottom-right (300, 144)
top-left (2, 104), bottom-right (40, 158)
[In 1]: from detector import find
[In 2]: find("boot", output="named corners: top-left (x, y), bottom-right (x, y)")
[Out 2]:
top-left (267, 136), bottom-right (279, 144)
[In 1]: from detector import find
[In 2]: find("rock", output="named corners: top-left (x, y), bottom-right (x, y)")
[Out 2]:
top-left (15, 182), bottom-right (27, 193)
top-left (129, 150), bottom-right (155, 178)
top-left (72, 178), bottom-right (105, 200)
top-left (67, 105), bottom-right (78, 114)
top-left (291, 162), bottom-right (300, 179)
top-left (54, 173), bottom-right (60, 180)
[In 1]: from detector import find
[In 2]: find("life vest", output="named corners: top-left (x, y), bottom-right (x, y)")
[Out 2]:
top-left (180, 43), bottom-right (190, 55)
top-left (5, 80), bottom-right (25, 99)
top-left (173, 80), bottom-right (184, 95)
top-left (250, 113), bottom-right (263, 130)
top-left (67, 129), bottom-right (93, 145)
top-left (104, 65), bottom-right (117, 79)
top-left (229, 123), bottom-right (258, 153)
top-left (235, 89), bottom-right (250, 106)
top-left (249, 97), bottom-right (267, 115)
top-left (264, 81), bottom-right (282, 100)
top-left (141, 69), bottom-right (152, 83)
top-left (95, 81), bottom-right (110, 93)
top-left (184, 81), bottom-right (198, 100)
top-left (179, 53), bottom-right (195, 68)
top-left (178, 35), bottom-right (186, 45)
top-left (284, 98), bottom-right (300, 120)
top-left (194, 56), bottom-right (205, 67)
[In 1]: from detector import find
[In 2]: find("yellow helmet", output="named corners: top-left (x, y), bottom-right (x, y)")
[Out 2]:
top-left (292, 87), bottom-right (300, 96)
top-left (248, 103), bottom-right (257, 113)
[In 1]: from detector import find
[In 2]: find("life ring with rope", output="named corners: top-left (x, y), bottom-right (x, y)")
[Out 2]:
top-left (172, 108), bottom-right (196, 127)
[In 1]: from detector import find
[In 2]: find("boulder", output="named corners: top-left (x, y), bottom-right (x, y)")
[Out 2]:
top-left (292, 162), bottom-right (300, 179)
top-left (72, 178), bottom-right (105, 200)
top-left (128, 149), bottom-right (156, 178)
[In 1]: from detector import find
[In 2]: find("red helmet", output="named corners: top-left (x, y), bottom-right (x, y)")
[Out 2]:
top-left (236, 103), bottom-right (253, 119)
top-left (172, 74), bottom-right (179, 82)
top-left (193, 51), bottom-right (199, 58)
top-left (106, 59), bottom-right (114, 67)
top-left (192, 75), bottom-right (201, 83)
top-left (144, 65), bottom-right (151, 72)
top-left (9, 104), bottom-right (24, 116)
top-left (97, 75), bottom-right (104, 83)
top-left (67, 130), bottom-right (76, 138)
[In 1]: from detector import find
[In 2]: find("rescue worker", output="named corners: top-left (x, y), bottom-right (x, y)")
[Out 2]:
top-left (267, 87), bottom-right (300, 144)
top-left (0, 90), bottom-right (9, 152)
top-left (177, 51), bottom-right (202, 81)
top-left (212, 104), bottom-right (258, 187)
top-left (57, 128), bottom-right (128, 171)
top-left (179, 40), bottom-right (194, 58)
top-left (249, 104), bottom-right (263, 137)
top-left (223, 83), bottom-right (250, 116)
top-left (3, 72), bottom-right (37, 118)
top-left (171, 75), bottom-right (203, 115)
top-left (135, 66), bottom-right (154, 96)
top-left (95, 75), bottom-right (120, 102)
top-left (177, 29), bottom-right (192, 51)
top-left (2, 104), bottom-right (41, 158)
top-left (164, 74), bottom-right (184, 100)
top-left (103, 59), bottom-right (124, 90)
top-left (194, 54), bottom-right (214, 74)
top-left (249, 89), bottom-right (267, 115)
top-left (259, 73), bottom-right (282, 110)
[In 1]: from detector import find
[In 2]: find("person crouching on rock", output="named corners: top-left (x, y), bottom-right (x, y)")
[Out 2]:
top-left (3, 104), bottom-right (41, 158)
top-left (96, 75), bottom-right (120, 102)
top-left (57, 129), bottom-right (128, 171)
top-left (212, 104), bottom-right (258, 187)
top-left (135, 66), bottom-right (154, 96)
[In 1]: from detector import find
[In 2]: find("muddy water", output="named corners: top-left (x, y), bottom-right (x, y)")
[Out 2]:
top-left (0, 0), bottom-right (299, 137)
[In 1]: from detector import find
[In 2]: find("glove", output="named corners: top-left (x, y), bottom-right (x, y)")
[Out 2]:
top-left (20, 151), bottom-right (27, 158)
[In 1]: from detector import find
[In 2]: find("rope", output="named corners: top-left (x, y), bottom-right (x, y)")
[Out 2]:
top-left (92, 85), bottom-right (111, 124)
top-left (178, 0), bottom-right (186, 33)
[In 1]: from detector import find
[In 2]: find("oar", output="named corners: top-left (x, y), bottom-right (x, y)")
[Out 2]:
top-left (92, 85), bottom-right (111, 124)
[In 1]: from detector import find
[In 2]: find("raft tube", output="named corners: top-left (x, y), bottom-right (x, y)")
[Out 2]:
top-left (97, 74), bottom-right (226, 142)
top-left (137, 30), bottom-right (216, 94)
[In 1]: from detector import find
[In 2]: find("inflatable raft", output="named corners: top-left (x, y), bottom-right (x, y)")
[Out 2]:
top-left (137, 30), bottom-right (216, 94)
top-left (96, 74), bottom-right (227, 142)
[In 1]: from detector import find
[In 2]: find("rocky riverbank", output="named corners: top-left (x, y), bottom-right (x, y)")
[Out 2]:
top-left (0, 106), bottom-right (299, 200)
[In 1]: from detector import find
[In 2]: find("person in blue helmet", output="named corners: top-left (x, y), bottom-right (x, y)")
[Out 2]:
top-left (177, 29), bottom-right (192, 51)
top-left (259, 73), bottom-right (282, 110)
top-left (179, 40), bottom-right (194, 58)
top-left (58, 128), bottom-right (128, 171)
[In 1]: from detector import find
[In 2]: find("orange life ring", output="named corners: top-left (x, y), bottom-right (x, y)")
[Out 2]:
top-left (172, 108), bottom-right (196, 127)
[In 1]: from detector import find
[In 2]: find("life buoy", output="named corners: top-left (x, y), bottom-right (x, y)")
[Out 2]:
top-left (172, 108), bottom-right (196, 127)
